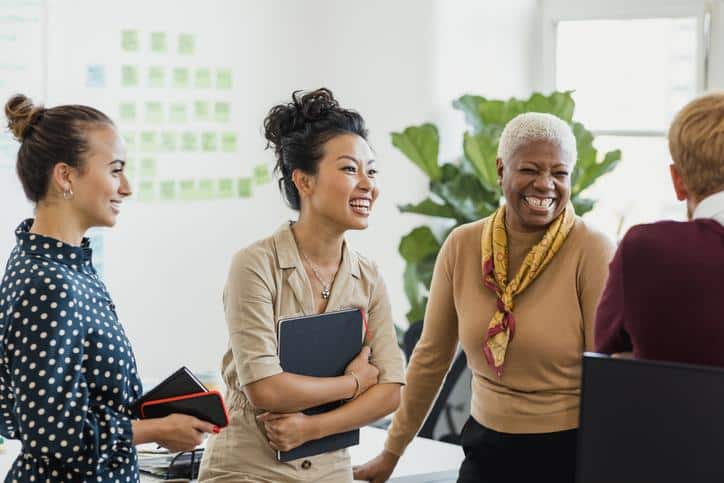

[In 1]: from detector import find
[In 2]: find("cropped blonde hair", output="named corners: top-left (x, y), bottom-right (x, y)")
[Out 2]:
top-left (668, 92), bottom-right (724, 199)
top-left (497, 112), bottom-right (577, 166)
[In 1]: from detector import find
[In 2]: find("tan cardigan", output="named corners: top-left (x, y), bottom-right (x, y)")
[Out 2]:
top-left (385, 214), bottom-right (614, 456)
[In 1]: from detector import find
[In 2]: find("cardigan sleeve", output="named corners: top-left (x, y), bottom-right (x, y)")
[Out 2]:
top-left (384, 229), bottom-right (460, 456)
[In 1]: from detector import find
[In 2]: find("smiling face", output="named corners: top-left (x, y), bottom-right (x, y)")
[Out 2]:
top-left (497, 140), bottom-right (572, 232)
top-left (69, 124), bottom-right (132, 229)
top-left (296, 133), bottom-right (378, 231)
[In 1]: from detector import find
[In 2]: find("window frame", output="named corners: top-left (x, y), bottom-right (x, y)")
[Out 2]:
top-left (539, 0), bottom-right (723, 137)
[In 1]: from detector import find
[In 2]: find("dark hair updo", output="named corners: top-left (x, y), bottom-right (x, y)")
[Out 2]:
top-left (263, 87), bottom-right (368, 210)
top-left (5, 94), bottom-right (113, 203)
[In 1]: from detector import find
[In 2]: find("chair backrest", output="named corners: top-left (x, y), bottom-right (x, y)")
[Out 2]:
top-left (403, 320), bottom-right (470, 443)
top-left (578, 352), bottom-right (724, 483)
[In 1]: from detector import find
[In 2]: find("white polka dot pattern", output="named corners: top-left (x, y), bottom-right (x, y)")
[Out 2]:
top-left (0, 220), bottom-right (142, 482)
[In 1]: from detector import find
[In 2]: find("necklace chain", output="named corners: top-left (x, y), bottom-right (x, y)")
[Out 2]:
top-left (299, 250), bottom-right (337, 300)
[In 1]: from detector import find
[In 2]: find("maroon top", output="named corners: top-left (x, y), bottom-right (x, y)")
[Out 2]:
top-left (595, 219), bottom-right (724, 366)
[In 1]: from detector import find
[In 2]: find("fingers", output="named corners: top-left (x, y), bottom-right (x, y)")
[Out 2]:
top-left (360, 346), bottom-right (371, 359)
top-left (257, 412), bottom-right (287, 423)
top-left (190, 417), bottom-right (217, 434)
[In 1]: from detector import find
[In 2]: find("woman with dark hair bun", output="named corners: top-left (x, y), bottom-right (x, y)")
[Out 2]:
top-left (0, 95), bottom-right (216, 482)
top-left (199, 88), bottom-right (405, 482)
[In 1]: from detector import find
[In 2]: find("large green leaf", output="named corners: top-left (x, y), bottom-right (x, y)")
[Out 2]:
top-left (398, 226), bottom-right (440, 263)
top-left (431, 163), bottom-right (498, 223)
top-left (391, 124), bottom-right (441, 181)
top-left (463, 130), bottom-right (499, 188)
top-left (403, 263), bottom-right (427, 323)
top-left (572, 196), bottom-right (595, 216)
top-left (454, 91), bottom-right (576, 131)
top-left (571, 122), bottom-right (622, 196)
top-left (398, 197), bottom-right (458, 220)
top-left (453, 95), bottom-right (486, 131)
top-left (523, 91), bottom-right (575, 122)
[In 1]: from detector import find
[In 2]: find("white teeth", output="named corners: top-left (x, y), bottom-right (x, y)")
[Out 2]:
top-left (525, 197), bottom-right (554, 208)
top-left (350, 199), bottom-right (370, 209)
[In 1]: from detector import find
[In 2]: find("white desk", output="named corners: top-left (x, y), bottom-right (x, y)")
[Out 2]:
top-left (1, 427), bottom-right (462, 482)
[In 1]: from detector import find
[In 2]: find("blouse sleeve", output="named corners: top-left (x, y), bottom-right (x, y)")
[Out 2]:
top-left (224, 248), bottom-right (284, 388)
top-left (5, 279), bottom-right (134, 477)
top-left (366, 268), bottom-right (405, 385)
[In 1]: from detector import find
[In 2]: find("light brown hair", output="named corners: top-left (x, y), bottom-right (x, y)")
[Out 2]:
top-left (5, 94), bottom-right (113, 202)
top-left (668, 92), bottom-right (724, 199)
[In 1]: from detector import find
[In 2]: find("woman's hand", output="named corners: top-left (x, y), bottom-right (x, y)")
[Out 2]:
top-left (155, 413), bottom-right (217, 452)
top-left (258, 412), bottom-right (317, 452)
top-left (353, 450), bottom-right (400, 483)
top-left (345, 346), bottom-right (379, 395)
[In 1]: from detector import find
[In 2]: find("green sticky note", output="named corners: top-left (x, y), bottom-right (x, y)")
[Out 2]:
top-left (194, 68), bottom-right (211, 88)
top-left (178, 33), bottom-right (195, 54)
top-left (140, 158), bottom-right (157, 178)
top-left (179, 180), bottom-right (196, 201)
top-left (214, 102), bottom-right (230, 122)
top-left (253, 164), bottom-right (271, 185)
top-left (121, 30), bottom-right (139, 52)
top-left (138, 180), bottom-right (155, 201)
top-left (122, 132), bottom-right (136, 150)
top-left (119, 102), bottom-right (136, 122)
top-left (237, 178), bottom-right (252, 198)
top-left (148, 66), bottom-right (165, 88)
top-left (218, 178), bottom-right (234, 199)
top-left (140, 131), bottom-right (157, 152)
top-left (159, 180), bottom-right (176, 201)
top-left (198, 179), bottom-right (214, 199)
top-left (145, 102), bottom-right (163, 123)
top-left (172, 67), bottom-right (189, 88)
top-left (161, 131), bottom-right (177, 152)
top-left (216, 68), bottom-right (232, 89)
top-left (150, 32), bottom-right (167, 53)
top-left (221, 132), bottom-right (237, 152)
top-left (194, 101), bottom-right (209, 121)
top-left (121, 65), bottom-right (139, 87)
top-left (169, 103), bottom-right (187, 123)
top-left (181, 131), bottom-right (198, 151)
top-left (201, 132), bottom-right (217, 152)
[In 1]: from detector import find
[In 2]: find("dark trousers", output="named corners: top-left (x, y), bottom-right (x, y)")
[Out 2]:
top-left (457, 417), bottom-right (578, 483)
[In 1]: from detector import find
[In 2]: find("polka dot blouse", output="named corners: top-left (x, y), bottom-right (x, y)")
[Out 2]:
top-left (0, 220), bottom-right (143, 482)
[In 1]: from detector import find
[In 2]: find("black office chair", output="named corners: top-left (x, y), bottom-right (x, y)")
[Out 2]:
top-left (402, 320), bottom-right (470, 445)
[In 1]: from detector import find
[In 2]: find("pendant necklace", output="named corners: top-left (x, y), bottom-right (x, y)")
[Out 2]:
top-left (299, 250), bottom-right (337, 300)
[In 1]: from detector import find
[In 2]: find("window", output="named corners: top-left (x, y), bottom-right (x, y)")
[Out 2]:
top-left (540, 0), bottom-right (722, 240)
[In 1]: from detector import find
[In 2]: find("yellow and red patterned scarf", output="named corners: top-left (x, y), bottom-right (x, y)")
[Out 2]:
top-left (481, 203), bottom-right (575, 376)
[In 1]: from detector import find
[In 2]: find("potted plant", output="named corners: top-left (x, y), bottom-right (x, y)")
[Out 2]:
top-left (394, 91), bottom-right (621, 324)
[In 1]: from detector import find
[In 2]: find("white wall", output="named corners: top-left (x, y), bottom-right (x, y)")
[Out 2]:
top-left (2, 0), bottom-right (538, 380)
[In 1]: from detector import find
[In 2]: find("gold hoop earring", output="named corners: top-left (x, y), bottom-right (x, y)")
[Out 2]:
top-left (63, 188), bottom-right (74, 200)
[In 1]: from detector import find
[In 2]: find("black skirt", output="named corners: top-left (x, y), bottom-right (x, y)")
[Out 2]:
top-left (457, 416), bottom-right (578, 483)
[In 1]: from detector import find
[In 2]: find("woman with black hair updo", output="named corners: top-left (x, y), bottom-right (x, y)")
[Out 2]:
top-left (0, 95), bottom-right (215, 483)
top-left (198, 88), bottom-right (405, 482)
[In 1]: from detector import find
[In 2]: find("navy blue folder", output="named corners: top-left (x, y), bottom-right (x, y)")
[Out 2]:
top-left (276, 307), bottom-right (364, 461)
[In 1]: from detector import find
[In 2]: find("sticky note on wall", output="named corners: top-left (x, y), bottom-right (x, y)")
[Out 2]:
top-left (150, 32), bottom-right (167, 53)
top-left (178, 33), bottom-right (195, 54)
top-left (121, 30), bottom-right (140, 52)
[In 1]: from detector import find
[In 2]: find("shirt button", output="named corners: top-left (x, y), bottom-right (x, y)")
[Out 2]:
top-left (301, 460), bottom-right (312, 470)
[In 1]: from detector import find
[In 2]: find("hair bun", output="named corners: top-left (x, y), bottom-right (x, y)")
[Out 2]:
top-left (5, 94), bottom-right (45, 141)
top-left (263, 88), bottom-right (340, 154)
top-left (294, 88), bottom-right (339, 121)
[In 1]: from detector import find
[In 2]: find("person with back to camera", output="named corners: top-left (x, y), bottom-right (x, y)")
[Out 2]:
top-left (198, 88), bottom-right (405, 482)
top-left (354, 112), bottom-right (615, 483)
top-left (0, 95), bottom-right (216, 483)
top-left (595, 92), bottom-right (724, 364)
